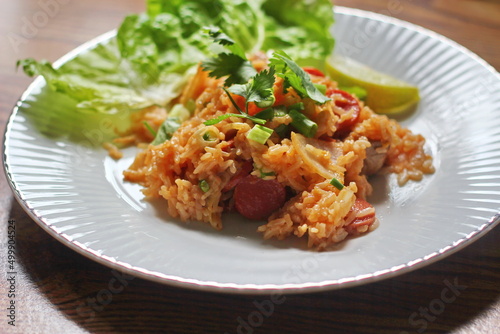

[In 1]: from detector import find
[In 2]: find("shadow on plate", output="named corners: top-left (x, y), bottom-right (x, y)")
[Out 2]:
top-left (146, 195), bottom-right (374, 252)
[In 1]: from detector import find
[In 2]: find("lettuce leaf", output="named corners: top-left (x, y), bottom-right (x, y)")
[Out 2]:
top-left (261, 0), bottom-right (335, 67)
top-left (17, 0), bottom-right (334, 117)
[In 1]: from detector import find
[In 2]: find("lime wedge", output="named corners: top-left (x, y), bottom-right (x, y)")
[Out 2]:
top-left (325, 54), bottom-right (420, 115)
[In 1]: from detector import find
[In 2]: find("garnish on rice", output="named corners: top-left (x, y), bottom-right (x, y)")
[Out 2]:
top-left (200, 28), bottom-right (329, 143)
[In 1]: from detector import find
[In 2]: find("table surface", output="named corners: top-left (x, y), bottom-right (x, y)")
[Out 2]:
top-left (1, 0), bottom-right (499, 333)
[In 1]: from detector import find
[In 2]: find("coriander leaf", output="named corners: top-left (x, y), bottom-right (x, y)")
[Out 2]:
top-left (228, 67), bottom-right (276, 110)
top-left (203, 26), bottom-right (247, 60)
top-left (204, 26), bottom-right (235, 46)
top-left (151, 103), bottom-right (191, 145)
top-left (201, 53), bottom-right (257, 86)
top-left (152, 117), bottom-right (181, 145)
top-left (253, 108), bottom-right (274, 120)
top-left (270, 51), bottom-right (330, 104)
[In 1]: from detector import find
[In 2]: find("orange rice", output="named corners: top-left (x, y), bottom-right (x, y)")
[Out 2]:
top-left (123, 62), bottom-right (434, 250)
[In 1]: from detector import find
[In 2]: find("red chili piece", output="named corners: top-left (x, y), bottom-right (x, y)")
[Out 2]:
top-left (327, 89), bottom-right (361, 137)
top-left (234, 175), bottom-right (286, 220)
top-left (302, 66), bottom-right (325, 77)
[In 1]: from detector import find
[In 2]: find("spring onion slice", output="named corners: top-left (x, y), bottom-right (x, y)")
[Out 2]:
top-left (247, 124), bottom-right (273, 144)
top-left (202, 130), bottom-right (218, 142)
top-left (274, 123), bottom-right (289, 138)
top-left (199, 179), bottom-right (210, 193)
top-left (289, 109), bottom-right (318, 138)
top-left (288, 102), bottom-right (305, 112)
top-left (330, 177), bottom-right (344, 190)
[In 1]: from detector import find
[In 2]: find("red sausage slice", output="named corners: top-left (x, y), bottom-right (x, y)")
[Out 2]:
top-left (234, 175), bottom-right (286, 220)
top-left (327, 89), bottom-right (361, 137)
top-left (348, 198), bottom-right (376, 231)
top-left (222, 161), bottom-right (253, 192)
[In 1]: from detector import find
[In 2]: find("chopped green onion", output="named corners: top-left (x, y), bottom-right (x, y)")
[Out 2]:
top-left (247, 124), bottom-right (273, 144)
top-left (273, 105), bottom-right (287, 117)
top-left (202, 130), bottom-right (218, 142)
top-left (289, 109), bottom-right (318, 138)
top-left (330, 178), bottom-right (344, 190)
top-left (313, 83), bottom-right (327, 95)
top-left (203, 113), bottom-right (266, 126)
top-left (259, 169), bottom-right (275, 178)
top-left (254, 108), bottom-right (274, 120)
top-left (274, 124), bottom-right (289, 138)
top-left (288, 102), bottom-right (305, 112)
top-left (254, 163), bottom-right (276, 178)
top-left (143, 122), bottom-right (157, 137)
top-left (199, 179), bottom-right (210, 193)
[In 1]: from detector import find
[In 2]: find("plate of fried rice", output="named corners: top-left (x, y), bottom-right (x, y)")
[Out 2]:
top-left (4, 7), bottom-right (500, 293)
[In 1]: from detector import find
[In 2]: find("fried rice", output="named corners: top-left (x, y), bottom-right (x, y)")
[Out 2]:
top-left (122, 60), bottom-right (434, 250)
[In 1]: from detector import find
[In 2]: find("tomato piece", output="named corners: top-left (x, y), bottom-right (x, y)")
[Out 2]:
top-left (273, 81), bottom-right (287, 107)
top-left (230, 93), bottom-right (266, 116)
top-left (234, 175), bottom-right (286, 220)
top-left (302, 66), bottom-right (325, 77)
top-left (247, 102), bottom-right (266, 116)
top-left (327, 89), bottom-right (361, 137)
top-left (231, 94), bottom-right (246, 112)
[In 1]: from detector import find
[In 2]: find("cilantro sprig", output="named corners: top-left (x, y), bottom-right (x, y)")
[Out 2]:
top-left (201, 27), bottom-right (257, 86)
top-left (270, 50), bottom-right (330, 104)
top-left (228, 67), bottom-right (276, 112)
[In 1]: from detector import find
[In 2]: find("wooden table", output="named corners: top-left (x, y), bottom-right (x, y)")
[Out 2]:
top-left (1, 1), bottom-right (498, 333)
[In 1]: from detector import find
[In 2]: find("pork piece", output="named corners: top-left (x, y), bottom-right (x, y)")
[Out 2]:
top-left (362, 141), bottom-right (388, 175)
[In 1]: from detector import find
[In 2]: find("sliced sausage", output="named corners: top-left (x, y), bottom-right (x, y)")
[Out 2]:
top-left (222, 161), bottom-right (253, 192)
top-left (327, 89), bottom-right (361, 137)
top-left (346, 198), bottom-right (376, 232)
top-left (234, 175), bottom-right (286, 220)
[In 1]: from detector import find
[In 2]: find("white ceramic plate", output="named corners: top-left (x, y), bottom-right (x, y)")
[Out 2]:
top-left (4, 7), bottom-right (500, 294)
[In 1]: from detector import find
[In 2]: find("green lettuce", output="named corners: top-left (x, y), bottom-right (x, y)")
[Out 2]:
top-left (261, 0), bottom-right (336, 67)
top-left (17, 0), bottom-right (334, 117)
